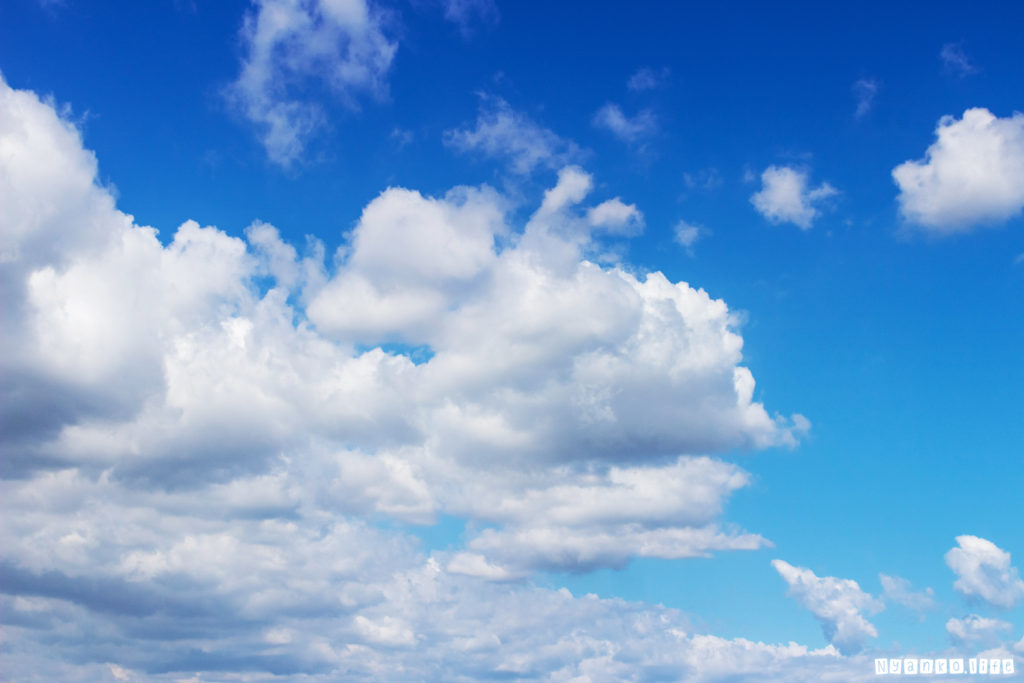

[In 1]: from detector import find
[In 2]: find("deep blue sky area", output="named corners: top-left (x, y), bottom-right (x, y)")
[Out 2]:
top-left (1, 0), bottom-right (1023, 679)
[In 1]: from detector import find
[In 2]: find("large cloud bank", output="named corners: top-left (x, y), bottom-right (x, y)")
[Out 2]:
top-left (0, 75), bottom-right (850, 681)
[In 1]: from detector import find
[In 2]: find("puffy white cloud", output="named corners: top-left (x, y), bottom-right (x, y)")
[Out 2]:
top-left (586, 197), bottom-right (644, 235)
top-left (0, 77), bottom-right (124, 270)
top-left (592, 103), bottom-right (657, 143)
top-left (879, 573), bottom-right (935, 611)
top-left (751, 166), bottom-right (838, 229)
top-left (444, 95), bottom-right (582, 174)
top-left (0, 74), bottom-right (822, 679)
top-left (945, 535), bottom-right (1024, 608)
top-left (772, 560), bottom-right (883, 655)
top-left (225, 0), bottom-right (397, 165)
top-left (946, 614), bottom-right (1013, 645)
top-left (307, 183), bottom-right (505, 341)
top-left (892, 108), bottom-right (1024, 233)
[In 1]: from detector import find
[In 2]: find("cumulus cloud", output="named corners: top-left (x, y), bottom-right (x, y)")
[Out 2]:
top-left (224, 0), bottom-right (397, 166)
top-left (627, 66), bottom-right (670, 92)
top-left (879, 574), bottom-right (935, 612)
top-left (892, 108), bottom-right (1024, 233)
top-left (772, 560), bottom-right (883, 655)
top-left (592, 102), bottom-right (657, 143)
top-left (945, 535), bottom-right (1024, 608)
top-left (946, 614), bottom-right (1013, 645)
top-left (0, 75), bottom-right (833, 678)
top-left (586, 197), bottom-right (644, 236)
top-left (444, 95), bottom-right (582, 174)
top-left (751, 166), bottom-right (838, 229)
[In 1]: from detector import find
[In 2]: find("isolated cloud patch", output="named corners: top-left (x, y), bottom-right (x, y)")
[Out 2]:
top-left (852, 78), bottom-right (879, 118)
top-left (940, 42), bottom-right (978, 78)
top-left (945, 535), bottom-right (1024, 608)
top-left (892, 108), bottom-right (1024, 233)
top-left (444, 95), bottom-right (583, 174)
top-left (751, 166), bottom-right (838, 229)
top-left (879, 573), bottom-right (935, 612)
top-left (627, 66), bottom-right (670, 92)
top-left (772, 560), bottom-right (883, 655)
top-left (225, 0), bottom-right (397, 166)
top-left (592, 102), bottom-right (657, 143)
top-left (674, 220), bottom-right (707, 256)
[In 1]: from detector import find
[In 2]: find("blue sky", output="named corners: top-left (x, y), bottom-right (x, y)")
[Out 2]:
top-left (1, 0), bottom-right (1023, 680)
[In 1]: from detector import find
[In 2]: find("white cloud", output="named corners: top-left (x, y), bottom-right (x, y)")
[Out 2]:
top-left (940, 42), bottom-right (978, 77)
top-left (0, 548), bottom-right (874, 682)
top-left (0, 79), bottom-right (123, 271)
top-left (945, 535), bottom-right (1024, 608)
top-left (852, 78), bottom-right (878, 118)
top-left (1, 72), bottom-right (805, 569)
top-left (879, 573), bottom-right (935, 611)
top-left (592, 102), bottom-right (657, 143)
top-left (674, 220), bottom-right (707, 256)
top-left (751, 166), bottom-right (838, 229)
top-left (225, 0), bottom-right (397, 166)
top-left (772, 560), bottom-right (883, 655)
top-left (586, 197), bottom-right (644, 236)
top-left (946, 614), bottom-right (1013, 645)
top-left (537, 164), bottom-right (594, 214)
top-left (892, 108), bottom-right (1024, 233)
top-left (439, 0), bottom-right (498, 36)
top-left (0, 74), bottom-right (827, 680)
top-left (444, 95), bottom-right (582, 174)
top-left (627, 66), bottom-right (670, 92)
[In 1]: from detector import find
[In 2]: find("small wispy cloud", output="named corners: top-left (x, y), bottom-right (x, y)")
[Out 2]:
top-left (674, 220), bottom-right (707, 256)
top-left (444, 94), bottom-right (582, 174)
top-left (627, 66), bottom-right (670, 92)
top-left (940, 42), bottom-right (978, 77)
top-left (592, 103), bottom-right (657, 144)
top-left (224, 0), bottom-right (397, 167)
top-left (879, 573), bottom-right (935, 611)
top-left (853, 78), bottom-right (879, 118)
top-left (946, 614), bottom-right (1012, 646)
top-left (683, 168), bottom-right (723, 192)
top-left (440, 0), bottom-right (499, 37)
